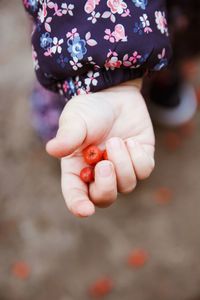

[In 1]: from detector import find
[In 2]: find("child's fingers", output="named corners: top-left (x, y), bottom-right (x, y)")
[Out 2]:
top-left (126, 139), bottom-right (155, 180)
top-left (89, 161), bottom-right (117, 207)
top-left (61, 158), bottom-right (95, 218)
top-left (46, 112), bottom-right (87, 158)
top-left (63, 187), bottom-right (95, 218)
top-left (105, 137), bottom-right (137, 194)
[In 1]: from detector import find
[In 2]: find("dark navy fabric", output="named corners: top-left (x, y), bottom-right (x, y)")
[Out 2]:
top-left (23, 0), bottom-right (172, 100)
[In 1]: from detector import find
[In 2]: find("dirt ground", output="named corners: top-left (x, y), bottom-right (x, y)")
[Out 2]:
top-left (0, 2), bottom-right (200, 300)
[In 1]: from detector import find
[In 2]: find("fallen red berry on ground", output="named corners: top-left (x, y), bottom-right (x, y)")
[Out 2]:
top-left (154, 187), bottom-right (173, 204)
top-left (178, 121), bottom-right (196, 138)
top-left (89, 277), bottom-right (113, 298)
top-left (164, 131), bottom-right (182, 151)
top-left (80, 167), bottom-right (94, 183)
top-left (83, 145), bottom-right (103, 165)
top-left (128, 249), bottom-right (149, 268)
top-left (11, 261), bottom-right (30, 280)
top-left (102, 150), bottom-right (108, 160)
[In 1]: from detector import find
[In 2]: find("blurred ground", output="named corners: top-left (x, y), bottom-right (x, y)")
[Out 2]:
top-left (0, 2), bottom-right (200, 300)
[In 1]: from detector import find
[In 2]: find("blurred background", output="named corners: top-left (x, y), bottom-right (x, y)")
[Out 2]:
top-left (0, 2), bottom-right (200, 300)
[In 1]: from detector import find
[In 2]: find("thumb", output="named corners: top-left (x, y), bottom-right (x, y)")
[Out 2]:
top-left (46, 112), bottom-right (87, 158)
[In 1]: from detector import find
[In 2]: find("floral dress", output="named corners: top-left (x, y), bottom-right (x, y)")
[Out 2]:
top-left (23, 0), bottom-right (172, 100)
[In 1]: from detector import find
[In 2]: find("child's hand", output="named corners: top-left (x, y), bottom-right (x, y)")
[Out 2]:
top-left (46, 79), bottom-right (155, 217)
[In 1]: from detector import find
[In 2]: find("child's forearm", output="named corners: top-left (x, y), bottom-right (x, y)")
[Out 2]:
top-left (23, 0), bottom-right (172, 99)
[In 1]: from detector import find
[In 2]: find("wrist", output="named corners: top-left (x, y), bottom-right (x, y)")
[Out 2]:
top-left (121, 78), bottom-right (143, 91)
top-left (104, 78), bottom-right (143, 95)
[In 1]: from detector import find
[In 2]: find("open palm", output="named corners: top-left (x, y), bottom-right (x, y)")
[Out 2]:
top-left (46, 80), bottom-right (155, 217)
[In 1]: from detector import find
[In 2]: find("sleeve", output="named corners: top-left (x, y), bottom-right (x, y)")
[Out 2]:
top-left (22, 0), bottom-right (41, 19)
top-left (24, 0), bottom-right (172, 100)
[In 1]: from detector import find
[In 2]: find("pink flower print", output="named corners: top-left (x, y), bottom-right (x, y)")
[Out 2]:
top-left (140, 14), bottom-right (153, 34)
top-left (105, 52), bottom-right (122, 69)
top-left (84, 0), bottom-right (100, 14)
top-left (44, 17), bottom-right (52, 33)
top-left (107, 0), bottom-right (127, 14)
top-left (129, 51), bottom-right (141, 63)
top-left (112, 24), bottom-right (127, 42)
top-left (61, 3), bottom-right (75, 16)
top-left (62, 82), bottom-right (69, 93)
top-left (53, 4), bottom-right (63, 17)
top-left (66, 28), bottom-right (79, 39)
top-left (38, 3), bottom-right (47, 23)
top-left (44, 48), bottom-right (53, 57)
top-left (104, 29), bottom-right (115, 43)
top-left (122, 52), bottom-right (141, 67)
top-left (155, 11), bottom-right (168, 35)
top-left (87, 11), bottom-right (101, 24)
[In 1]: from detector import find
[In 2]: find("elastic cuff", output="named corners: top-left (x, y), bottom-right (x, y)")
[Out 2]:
top-left (57, 67), bottom-right (147, 100)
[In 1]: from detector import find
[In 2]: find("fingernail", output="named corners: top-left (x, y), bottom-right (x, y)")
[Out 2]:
top-left (98, 162), bottom-right (112, 177)
top-left (108, 138), bottom-right (121, 149)
top-left (150, 157), bottom-right (155, 168)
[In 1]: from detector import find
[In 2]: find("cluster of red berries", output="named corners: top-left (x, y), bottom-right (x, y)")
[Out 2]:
top-left (80, 145), bottom-right (108, 183)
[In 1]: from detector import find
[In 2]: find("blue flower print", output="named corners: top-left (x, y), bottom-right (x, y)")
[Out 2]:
top-left (65, 79), bottom-right (76, 96)
top-left (36, 22), bottom-right (42, 33)
top-left (138, 53), bottom-right (149, 64)
top-left (27, 0), bottom-right (38, 12)
top-left (57, 55), bottom-right (69, 68)
top-left (67, 36), bottom-right (87, 60)
top-left (40, 33), bottom-right (53, 50)
top-left (132, 0), bottom-right (148, 10)
top-left (134, 22), bottom-right (143, 35)
top-left (154, 58), bottom-right (168, 71)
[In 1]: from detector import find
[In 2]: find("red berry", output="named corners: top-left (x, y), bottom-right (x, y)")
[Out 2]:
top-left (102, 150), bottom-right (108, 160)
top-left (178, 121), bottom-right (196, 138)
top-left (80, 167), bottom-right (94, 183)
top-left (128, 249), bottom-right (149, 268)
top-left (154, 187), bottom-right (172, 204)
top-left (83, 145), bottom-right (103, 165)
top-left (89, 277), bottom-right (113, 297)
top-left (11, 261), bottom-right (31, 280)
top-left (164, 131), bottom-right (182, 151)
